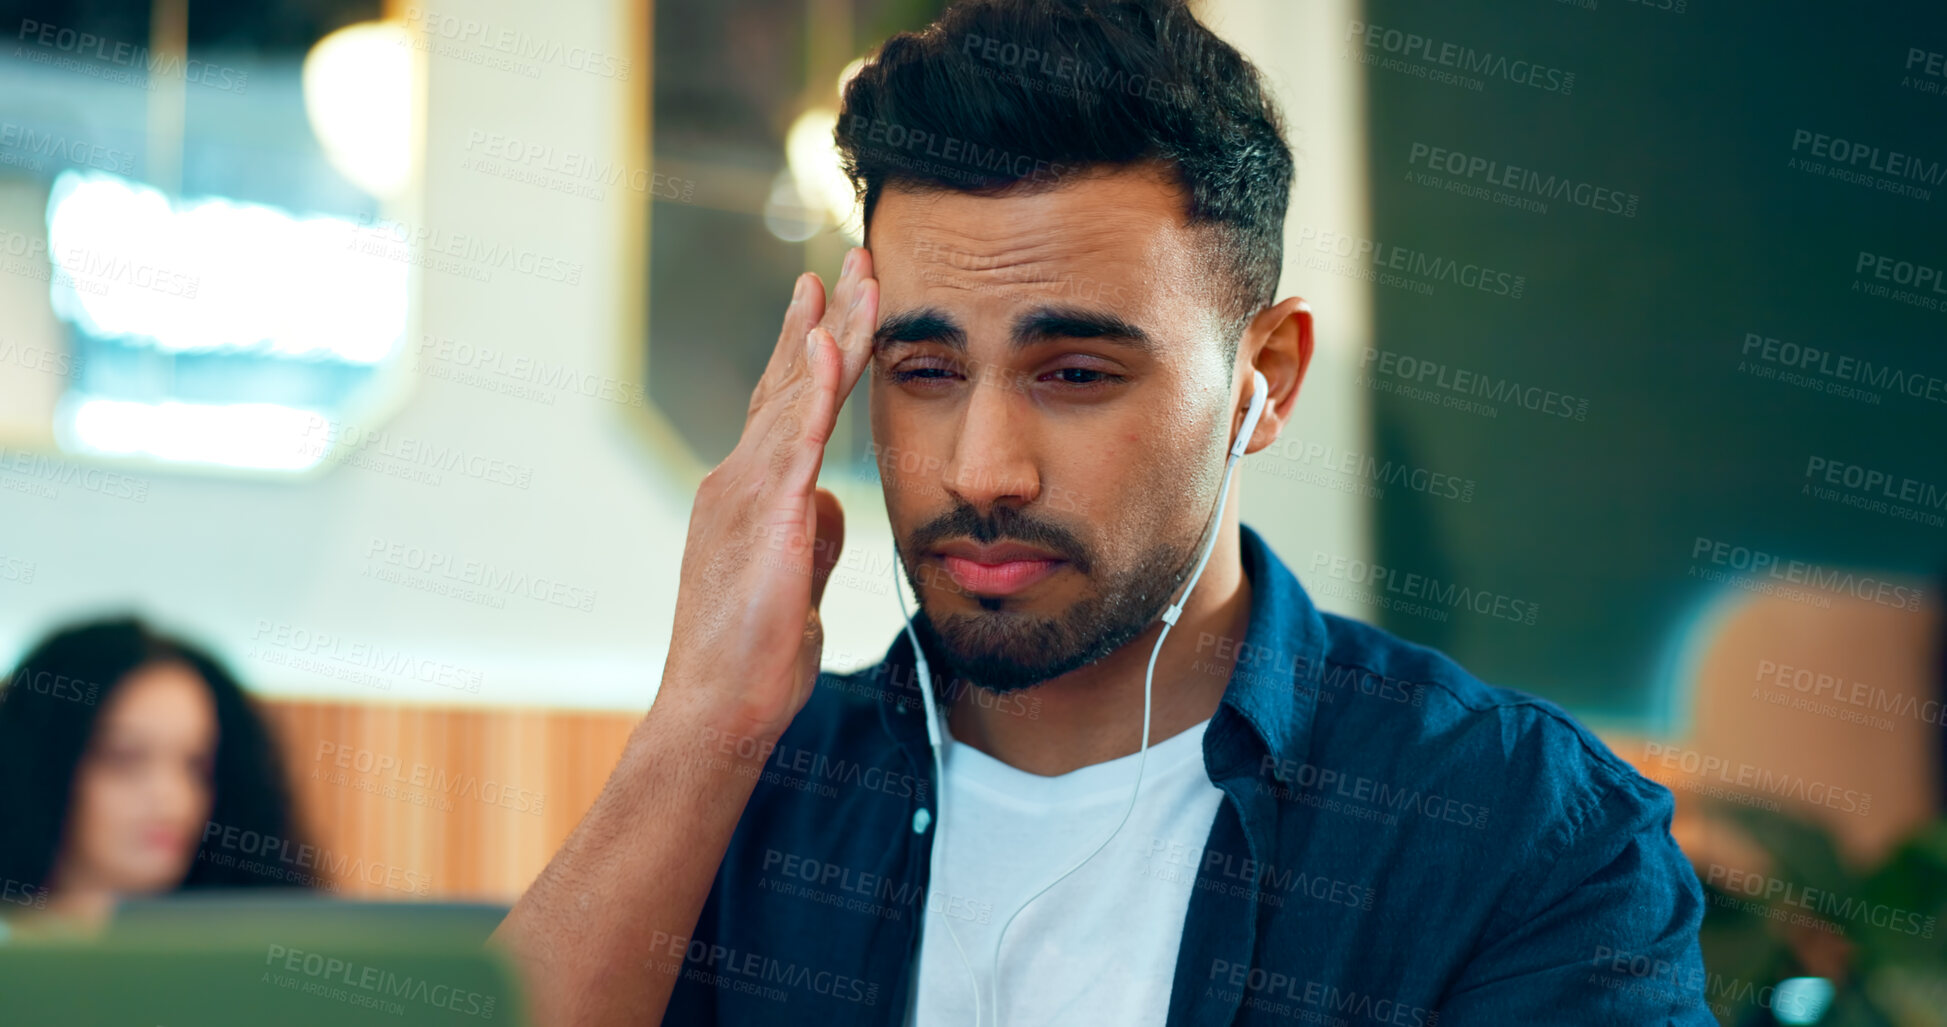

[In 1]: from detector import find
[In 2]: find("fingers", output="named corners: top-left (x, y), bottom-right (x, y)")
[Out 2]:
top-left (777, 325), bottom-right (839, 485)
top-left (783, 271), bottom-right (828, 373)
top-left (770, 248), bottom-right (877, 465)
top-left (802, 246), bottom-right (877, 399)
top-left (824, 248), bottom-right (879, 399)
top-left (748, 272), bottom-right (829, 420)
top-left (742, 247), bottom-right (878, 489)
top-left (770, 244), bottom-right (871, 400)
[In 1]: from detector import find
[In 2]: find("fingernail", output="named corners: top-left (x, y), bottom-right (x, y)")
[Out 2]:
top-left (804, 328), bottom-right (820, 362)
top-left (791, 275), bottom-right (808, 306)
top-left (842, 250), bottom-right (857, 276)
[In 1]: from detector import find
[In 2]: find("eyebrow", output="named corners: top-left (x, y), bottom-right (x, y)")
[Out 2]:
top-left (872, 304), bottom-right (1154, 356)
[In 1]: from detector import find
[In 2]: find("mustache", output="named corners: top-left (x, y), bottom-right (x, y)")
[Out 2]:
top-left (906, 499), bottom-right (1094, 576)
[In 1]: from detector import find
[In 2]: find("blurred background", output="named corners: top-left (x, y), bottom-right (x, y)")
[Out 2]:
top-left (0, 0), bottom-right (1943, 1023)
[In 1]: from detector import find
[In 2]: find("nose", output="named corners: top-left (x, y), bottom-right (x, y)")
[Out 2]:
top-left (155, 756), bottom-right (211, 828)
top-left (940, 368), bottom-right (1041, 515)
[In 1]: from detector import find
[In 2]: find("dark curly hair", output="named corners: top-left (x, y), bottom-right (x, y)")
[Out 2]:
top-left (835, 0), bottom-right (1294, 358)
top-left (0, 615), bottom-right (312, 900)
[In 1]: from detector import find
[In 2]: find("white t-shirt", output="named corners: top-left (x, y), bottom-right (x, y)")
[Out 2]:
top-left (905, 715), bottom-right (1226, 1027)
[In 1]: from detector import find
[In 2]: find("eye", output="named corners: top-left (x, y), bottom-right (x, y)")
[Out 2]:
top-left (187, 749), bottom-right (217, 783)
top-left (1045, 367), bottom-right (1119, 387)
top-left (883, 357), bottom-right (1126, 392)
top-left (93, 744), bottom-right (146, 774)
top-left (887, 361), bottom-right (960, 384)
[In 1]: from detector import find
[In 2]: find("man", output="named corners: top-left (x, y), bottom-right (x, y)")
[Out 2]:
top-left (491, 1), bottom-right (1712, 1024)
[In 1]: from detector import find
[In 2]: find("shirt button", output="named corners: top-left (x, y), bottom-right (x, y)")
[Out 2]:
top-left (912, 808), bottom-right (932, 834)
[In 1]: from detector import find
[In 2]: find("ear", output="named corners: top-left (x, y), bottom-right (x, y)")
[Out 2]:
top-left (1236, 296), bottom-right (1313, 455)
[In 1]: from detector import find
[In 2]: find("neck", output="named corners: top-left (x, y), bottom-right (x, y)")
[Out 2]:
top-left (944, 518), bottom-right (1251, 776)
top-left (36, 880), bottom-right (119, 936)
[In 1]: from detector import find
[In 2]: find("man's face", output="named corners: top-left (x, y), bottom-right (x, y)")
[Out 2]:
top-left (866, 165), bottom-right (1242, 694)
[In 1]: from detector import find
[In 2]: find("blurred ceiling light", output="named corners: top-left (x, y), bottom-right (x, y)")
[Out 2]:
top-left (303, 21), bottom-right (417, 199)
top-left (783, 107), bottom-right (862, 244)
top-left (65, 398), bottom-right (329, 471)
top-left (46, 171), bottom-right (407, 364)
top-left (837, 56), bottom-right (866, 96)
top-left (763, 169), bottom-right (823, 243)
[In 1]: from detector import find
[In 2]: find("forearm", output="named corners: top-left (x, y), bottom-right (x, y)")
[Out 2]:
top-left (490, 691), bottom-right (772, 1026)
top-left (490, 249), bottom-right (876, 1026)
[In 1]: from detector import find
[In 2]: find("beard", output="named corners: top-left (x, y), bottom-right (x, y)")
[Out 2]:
top-left (900, 499), bottom-right (1207, 695)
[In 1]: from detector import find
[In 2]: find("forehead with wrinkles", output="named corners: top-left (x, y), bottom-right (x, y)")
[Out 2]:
top-left (866, 167), bottom-right (1221, 344)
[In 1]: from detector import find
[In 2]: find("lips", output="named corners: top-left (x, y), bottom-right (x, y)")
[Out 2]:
top-left (932, 541), bottom-right (1067, 597)
top-left (140, 825), bottom-right (185, 851)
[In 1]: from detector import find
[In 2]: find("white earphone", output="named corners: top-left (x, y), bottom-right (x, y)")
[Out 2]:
top-left (888, 369), bottom-right (1269, 1027)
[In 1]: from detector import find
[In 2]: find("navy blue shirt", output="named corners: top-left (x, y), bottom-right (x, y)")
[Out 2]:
top-left (661, 524), bottom-right (1712, 1025)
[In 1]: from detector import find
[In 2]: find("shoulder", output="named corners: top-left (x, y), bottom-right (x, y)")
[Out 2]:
top-left (1307, 612), bottom-right (1674, 847)
top-left (731, 663), bottom-right (925, 820)
top-left (791, 665), bottom-right (896, 743)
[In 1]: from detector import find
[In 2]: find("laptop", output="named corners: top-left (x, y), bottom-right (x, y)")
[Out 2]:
top-left (0, 892), bottom-right (530, 1026)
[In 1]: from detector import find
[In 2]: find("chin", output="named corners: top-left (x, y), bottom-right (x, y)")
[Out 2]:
top-left (924, 613), bottom-right (1103, 695)
top-left (109, 857), bottom-right (195, 896)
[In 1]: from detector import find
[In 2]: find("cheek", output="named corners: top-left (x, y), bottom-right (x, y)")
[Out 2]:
top-left (1103, 438), bottom-right (1217, 542)
top-left (68, 768), bottom-right (138, 855)
top-left (869, 419), bottom-right (946, 510)
top-left (181, 775), bottom-right (215, 823)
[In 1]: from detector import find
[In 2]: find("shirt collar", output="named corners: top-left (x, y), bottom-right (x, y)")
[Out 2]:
top-left (1211, 521), bottom-right (1327, 772)
top-left (870, 522), bottom-right (1327, 774)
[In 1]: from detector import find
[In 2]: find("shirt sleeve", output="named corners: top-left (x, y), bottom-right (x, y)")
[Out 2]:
top-left (1434, 764), bottom-right (1716, 1026)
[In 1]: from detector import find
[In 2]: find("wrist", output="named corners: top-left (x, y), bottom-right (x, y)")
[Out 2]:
top-left (646, 685), bottom-right (791, 768)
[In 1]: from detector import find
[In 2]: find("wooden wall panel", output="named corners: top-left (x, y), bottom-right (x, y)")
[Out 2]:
top-left (259, 700), bottom-right (639, 902)
top-left (250, 703), bottom-right (1696, 907)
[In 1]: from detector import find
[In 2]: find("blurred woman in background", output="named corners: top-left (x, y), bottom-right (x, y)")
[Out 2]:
top-left (0, 616), bottom-right (309, 938)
